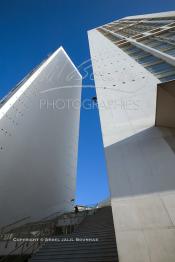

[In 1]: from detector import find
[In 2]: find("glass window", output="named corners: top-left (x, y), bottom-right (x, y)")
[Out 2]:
top-left (165, 48), bottom-right (175, 56)
top-left (159, 74), bottom-right (175, 82)
top-left (137, 55), bottom-right (160, 64)
top-left (147, 62), bottom-right (174, 74)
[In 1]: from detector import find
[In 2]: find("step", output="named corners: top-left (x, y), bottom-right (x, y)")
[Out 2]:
top-left (77, 227), bottom-right (114, 231)
top-left (31, 256), bottom-right (118, 262)
top-left (54, 230), bottom-right (116, 236)
top-left (71, 229), bottom-right (115, 235)
top-left (80, 220), bottom-right (113, 224)
top-left (32, 252), bottom-right (118, 259)
top-left (45, 236), bottom-right (116, 241)
top-left (36, 249), bottom-right (117, 257)
top-left (78, 224), bottom-right (114, 228)
top-left (38, 245), bottom-right (117, 253)
top-left (43, 242), bottom-right (117, 249)
top-left (44, 239), bottom-right (117, 247)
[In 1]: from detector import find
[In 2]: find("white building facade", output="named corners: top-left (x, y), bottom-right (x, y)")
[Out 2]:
top-left (0, 47), bottom-right (82, 227)
top-left (88, 11), bottom-right (175, 262)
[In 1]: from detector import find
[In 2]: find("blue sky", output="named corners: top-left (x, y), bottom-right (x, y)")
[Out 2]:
top-left (0, 0), bottom-right (175, 205)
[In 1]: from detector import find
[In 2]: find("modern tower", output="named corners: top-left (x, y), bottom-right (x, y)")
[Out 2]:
top-left (88, 11), bottom-right (175, 262)
top-left (0, 47), bottom-right (82, 227)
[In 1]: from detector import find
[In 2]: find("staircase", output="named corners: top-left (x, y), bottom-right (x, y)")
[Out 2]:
top-left (30, 206), bottom-right (118, 262)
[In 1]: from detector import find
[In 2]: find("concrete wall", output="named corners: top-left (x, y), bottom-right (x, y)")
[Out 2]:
top-left (88, 30), bottom-right (175, 262)
top-left (0, 47), bottom-right (82, 227)
top-left (88, 30), bottom-right (159, 148)
top-left (107, 127), bottom-right (175, 262)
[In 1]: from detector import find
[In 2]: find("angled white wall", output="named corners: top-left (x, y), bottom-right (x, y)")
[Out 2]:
top-left (88, 30), bottom-right (159, 148)
top-left (0, 47), bottom-right (82, 227)
top-left (88, 29), bottom-right (175, 262)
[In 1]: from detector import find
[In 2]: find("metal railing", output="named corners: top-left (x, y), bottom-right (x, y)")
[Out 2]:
top-left (0, 205), bottom-right (98, 261)
top-left (0, 217), bottom-right (30, 235)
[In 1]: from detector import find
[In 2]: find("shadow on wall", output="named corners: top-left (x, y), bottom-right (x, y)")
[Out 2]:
top-left (105, 126), bottom-right (175, 198)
